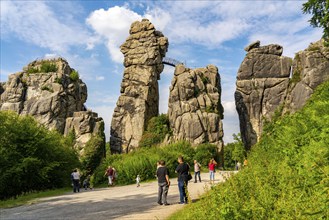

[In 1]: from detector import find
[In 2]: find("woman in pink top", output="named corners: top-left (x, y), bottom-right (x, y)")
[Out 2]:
top-left (208, 158), bottom-right (217, 184)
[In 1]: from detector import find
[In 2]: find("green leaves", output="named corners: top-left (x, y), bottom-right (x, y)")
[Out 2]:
top-left (0, 111), bottom-right (79, 199)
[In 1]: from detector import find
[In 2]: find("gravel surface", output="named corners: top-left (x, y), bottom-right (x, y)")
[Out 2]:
top-left (1, 172), bottom-right (235, 220)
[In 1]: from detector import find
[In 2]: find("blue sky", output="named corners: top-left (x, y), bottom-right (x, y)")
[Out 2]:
top-left (0, 1), bottom-right (322, 143)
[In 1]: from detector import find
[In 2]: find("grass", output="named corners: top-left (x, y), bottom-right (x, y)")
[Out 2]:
top-left (0, 187), bottom-right (71, 208)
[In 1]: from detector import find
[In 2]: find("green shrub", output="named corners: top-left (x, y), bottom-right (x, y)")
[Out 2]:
top-left (41, 85), bottom-right (53, 92)
top-left (40, 61), bottom-right (58, 73)
top-left (27, 67), bottom-right (39, 74)
top-left (223, 134), bottom-right (245, 170)
top-left (92, 141), bottom-right (217, 186)
top-left (0, 111), bottom-right (79, 200)
top-left (54, 77), bottom-right (62, 84)
top-left (69, 70), bottom-right (79, 81)
top-left (169, 80), bottom-right (329, 219)
top-left (139, 114), bottom-right (171, 147)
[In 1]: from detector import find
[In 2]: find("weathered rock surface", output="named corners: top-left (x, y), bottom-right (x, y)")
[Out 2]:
top-left (284, 39), bottom-right (329, 113)
top-left (236, 40), bottom-right (329, 150)
top-left (235, 42), bottom-right (292, 150)
top-left (110, 19), bottom-right (168, 153)
top-left (168, 64), bottom-right (224, 152)
top-left (0, 58), bottom-right (105, 157)
top-left (64, 111), bottom-right (104, 156)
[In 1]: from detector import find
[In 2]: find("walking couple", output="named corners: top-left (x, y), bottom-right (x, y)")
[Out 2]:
top-left (156, 156), bottom-right (190, 206)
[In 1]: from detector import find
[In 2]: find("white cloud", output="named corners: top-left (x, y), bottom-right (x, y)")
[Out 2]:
top-left (1, 1), bottom-right (96, 53)
top-left (95, 76), bottom-right (105, 81)
top-left (86, 6), bottom-right (142, 63)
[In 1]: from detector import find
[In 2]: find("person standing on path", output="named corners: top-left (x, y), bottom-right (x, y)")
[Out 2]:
top-left (175, 156), bottom-right (190, 204)
top-left (71, 169), bottom-right (80, 193)
top-left (193, 160), bottom-right (202, 183)
top-left (104, 166), bottom-right (114, 186)
top-left (156, 160), bottom-right (170, 205)
top-left (208, 158), bottom-right (217, 184)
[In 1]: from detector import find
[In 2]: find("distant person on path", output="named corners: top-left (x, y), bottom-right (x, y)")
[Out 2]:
top-left (156, 160), bottom-right (170, 205)
top-left (112, 167), bottom-right (117, 185)
top-left (136, 175), bottom-right (141, 187)
top-left (243, 159), bottom-right (248, 167)
top-left (104, 166), bottom-right (114, 186)
top-left (208, 158), bottom-right (217, 184)
top-left (193, 160), bottom-right (202, 183)
top-left (175, 156), bottom-right (190, 204)
top-left (71, 169), bottom-right (80, 193)
top-left (83, 175), bottom-right (92, 190)
top-left (236, 161), bottom-right (242, 170)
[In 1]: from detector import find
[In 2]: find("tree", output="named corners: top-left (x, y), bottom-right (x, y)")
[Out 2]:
top-left (302, 0), bottom-right (329, 46)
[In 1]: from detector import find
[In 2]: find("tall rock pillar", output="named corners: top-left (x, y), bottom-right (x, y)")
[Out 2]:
top-left (110, 19), bottom-right (168, 153)
top-left (168, 64), bottom-right (224, 154)
top-left (235, 41), bottom-right (292, 150)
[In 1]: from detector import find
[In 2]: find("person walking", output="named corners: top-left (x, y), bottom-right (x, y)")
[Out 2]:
top-left (71, 169), bottom-right (80, 193)
top-left (208, 158), bottom-right (217, 184)
top-left (156, 160), bottom-right (170, 206)
top-left (175, 156), bottom-right (189, 204)
top-left (136, 175), bottom-right (141, 187)
top-left (104, 166), bottom-right (114, 186)
top-left (193, 160), bottom-right (202, 183)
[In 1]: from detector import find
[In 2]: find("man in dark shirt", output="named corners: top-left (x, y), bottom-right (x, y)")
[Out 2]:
top-left (156, 160), bottom-right (170, 205)
top-left (175, 156), bottom-right (189, 204)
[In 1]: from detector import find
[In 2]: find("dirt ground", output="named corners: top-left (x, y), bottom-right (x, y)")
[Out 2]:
top-left (1, 172), bottom-right (236, 220)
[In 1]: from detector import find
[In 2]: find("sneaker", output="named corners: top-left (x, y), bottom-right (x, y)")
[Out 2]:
top-left (157, 202), bottom-right (163, 205)
top-left (178, 202), bottom-right (185, 204)
top-left (194, 181), bottom-right (197, 183)
top-left (163, 203), bottom-right (170, 206)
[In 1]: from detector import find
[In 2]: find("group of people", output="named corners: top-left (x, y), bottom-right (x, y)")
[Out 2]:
top-left (70, 169), bottom-right (92, 193)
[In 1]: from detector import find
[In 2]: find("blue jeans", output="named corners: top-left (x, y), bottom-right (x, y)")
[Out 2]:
top-left (178, 180), bottom-right (188, 203)
top-left (209, 170), bottom-right (215, 181)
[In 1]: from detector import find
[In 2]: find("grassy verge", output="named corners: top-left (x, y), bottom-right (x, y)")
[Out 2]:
top-left (0, 187), bottom-right (71, 208)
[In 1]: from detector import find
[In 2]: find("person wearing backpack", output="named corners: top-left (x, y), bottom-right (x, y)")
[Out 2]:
top-left (175, 156), bottom-right (190, 204)
top-left (193, 160), bottom-right (202, 183)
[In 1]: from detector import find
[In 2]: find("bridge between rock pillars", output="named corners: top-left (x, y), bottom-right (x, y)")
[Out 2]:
top-left (162, 57), bottom-right (184, 67)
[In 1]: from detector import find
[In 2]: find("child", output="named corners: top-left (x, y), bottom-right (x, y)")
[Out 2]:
top-left (83, 175), bottom-right (92, 190)
top-left (136, 174), bottom-right (141, 187)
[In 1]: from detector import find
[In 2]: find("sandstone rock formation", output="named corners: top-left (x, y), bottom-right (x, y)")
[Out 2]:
top-left (284, 39), bottom-right (329, 113)
top-left (168, 64), bottom-right (224, 151)
top-left (235, 42), bottom-right (292, 150)
top-left (64, 111), bottom-right (104, 156)
top-left (236, 39), bottom-right (329, 150)
top-left (0, 58), bottom-right (105, 157)
top-left (110, 19), bottom-right (168, 153)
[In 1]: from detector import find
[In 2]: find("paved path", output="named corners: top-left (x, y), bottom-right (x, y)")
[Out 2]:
top-left (1, 172), bottom-right (236, 220)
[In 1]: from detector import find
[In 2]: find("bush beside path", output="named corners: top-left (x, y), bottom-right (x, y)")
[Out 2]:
top-left (1, 172), bottom-right (235, 220)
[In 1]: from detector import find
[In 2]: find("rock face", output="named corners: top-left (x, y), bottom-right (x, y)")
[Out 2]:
top-left (110, 19), bottom-right (168, 153)
top-left (64, 111), bottom-right (104, 156)
top-left (235, 42), bottom-right (292, 150)
top-left (168, 64), bottom-right (224, 151)
top-left (235, 40), bottom-right (329, 150)
top-left (284, 39), bottom-right (329, 113)
top-left (0, 58), bottom-right (105, 156)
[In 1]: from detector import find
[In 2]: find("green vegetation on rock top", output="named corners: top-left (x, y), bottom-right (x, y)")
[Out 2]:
top-left (169, 79), bottom-right (329, 219)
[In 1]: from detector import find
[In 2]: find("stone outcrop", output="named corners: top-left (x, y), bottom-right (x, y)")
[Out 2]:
top-left (168, 64), bottom-right (224, 151)
top-left (235, 42), bottom-right (292, 150)
top-left (235, 40), bottom-right (329, 150)
top-left (284, 39), bottom-right (329, 113)
top-left (0, 58), bottom-right (105, 157)
top-left (110, 19), bottom-right (168, 153)
top-left (64, 111), bottom-right (104, 156)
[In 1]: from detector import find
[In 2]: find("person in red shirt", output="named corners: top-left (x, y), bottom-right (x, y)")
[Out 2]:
top-left (208, 158), bottom-right (217, 184)
top-left (104, 166), bottom-right (114, 186)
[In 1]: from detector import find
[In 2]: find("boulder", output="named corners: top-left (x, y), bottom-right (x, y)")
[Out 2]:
top-left (168, 64), bottom-right (224, 153)
top-left (0, 58), bottom-right (105, 160)
top-left (110, 19), bottom-right (168, 153)
top-left (235, 41), bottom-right (292, 150)
top-left (235, 39), bottom-right (329, 150)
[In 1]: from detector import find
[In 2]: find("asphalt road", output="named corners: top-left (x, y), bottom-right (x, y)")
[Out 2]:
top-left (1, 172), bottom-right (235, 220)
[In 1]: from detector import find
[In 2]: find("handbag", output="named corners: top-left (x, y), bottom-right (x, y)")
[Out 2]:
top-left (187, 172), bottom-right (192, 181)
